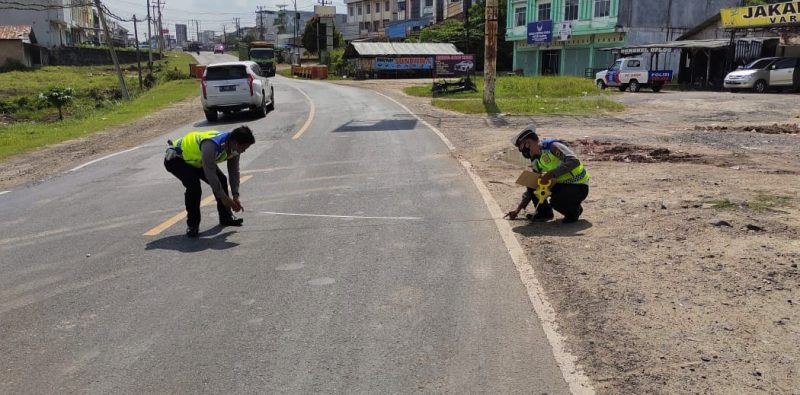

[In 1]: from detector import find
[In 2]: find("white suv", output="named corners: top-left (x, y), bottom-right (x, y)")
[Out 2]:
top-left (201, 61), bottom-right (274, 122)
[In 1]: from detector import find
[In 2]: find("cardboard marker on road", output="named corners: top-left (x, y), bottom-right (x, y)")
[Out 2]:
top-left (515, 170), bottom-right (541, 189)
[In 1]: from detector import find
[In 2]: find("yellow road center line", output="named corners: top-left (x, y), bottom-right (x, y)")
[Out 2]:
top-left (291, 86), bottom-right (315, 140)
top-left (143, 175), bottom-right (253, 236)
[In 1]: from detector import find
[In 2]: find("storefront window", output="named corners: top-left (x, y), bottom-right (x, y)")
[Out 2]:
top-left (594, 0), bottom-right (610, 18)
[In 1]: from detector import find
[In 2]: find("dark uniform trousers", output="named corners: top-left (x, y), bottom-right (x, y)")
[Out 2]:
top-left (164, 157), bottom-right (231, 228)
top-left (531, 183), bottom-right (589, 221)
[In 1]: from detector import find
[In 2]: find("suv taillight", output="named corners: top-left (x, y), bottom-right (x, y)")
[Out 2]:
top-left (201, 76), bottom-right (207, 99)
top-left (247, 74), bottom-right (254, 96)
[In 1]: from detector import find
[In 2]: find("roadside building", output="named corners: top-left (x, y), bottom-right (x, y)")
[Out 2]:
top-left (345, 0), bottom-right (404, 40)
top-left (0, 25), bottom-right (48, 67)
top-left (343, 41), bottom-right (460, 78)
top-left (505, 0), bottom-right (740, 76)
top-left (176, 24), bottom-right (188, 47)
top-left (0, 0), bottom-right (95, 47)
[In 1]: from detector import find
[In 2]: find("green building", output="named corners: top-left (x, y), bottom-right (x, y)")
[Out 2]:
top-left (506, 0), bottom-right (741, 76)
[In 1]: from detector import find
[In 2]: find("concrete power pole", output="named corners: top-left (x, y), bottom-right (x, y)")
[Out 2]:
top-left (133, 15), bottom-right (143, 89)
top-left (157, 0), bottom-right (164, 53)
top-left (146, 0), bottom-right (153, 72)
top-left (483, 0), bottom-right (497, 107)
top-left (94, 0), bottom-right (129, 100)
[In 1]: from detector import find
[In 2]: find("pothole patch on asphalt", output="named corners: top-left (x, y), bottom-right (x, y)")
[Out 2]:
top-left (308, 277), bottom-right (335, 286)
top-left (276, 262), bottom-right (305, 271)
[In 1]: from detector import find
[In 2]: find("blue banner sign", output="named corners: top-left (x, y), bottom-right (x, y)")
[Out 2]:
top-left (527, 20), bottom-right (553, 45)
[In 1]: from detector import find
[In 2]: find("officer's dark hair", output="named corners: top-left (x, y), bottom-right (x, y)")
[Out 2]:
top-left (230, 125), bottom-right (255, 145)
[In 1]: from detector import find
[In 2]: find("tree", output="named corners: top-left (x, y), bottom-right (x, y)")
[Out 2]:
top-left (242, 33), bottom-right (256, 44)
top-left (39, 86), bottom-right (74, 121)
top-left (416, 0), bottom-right (512, 71)
top-left (301, 16), bottom-right (342, 54)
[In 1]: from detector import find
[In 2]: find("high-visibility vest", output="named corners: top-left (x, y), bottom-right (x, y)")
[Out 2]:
top-left (533, 139), bottom-right (590, 185)
top-left (172, 130), bottom-right (230, 168)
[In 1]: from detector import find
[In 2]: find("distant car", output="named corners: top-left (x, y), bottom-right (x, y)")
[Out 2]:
top-left (724, 57), bottom-right (799, 93)
top-left (213, 44), bottom-right (224, 54)
top-left (454, 60), bottom-right (474, 72)
top-left (201, 61), bottom-right (274, 122)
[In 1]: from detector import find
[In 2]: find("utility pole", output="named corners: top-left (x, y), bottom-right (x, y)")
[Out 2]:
top-left (483, 0), bottom-right (497, 107)
top-left (146, 0), bottom-right (153, 73)
top-left (223, 25), bottom-right (226, 45)
top-left (133, 14), bottom-right (143, 89)
top-left (94, 0), bottom-right (129, 100)
top-left (257, 6), bottom-right (264, 40)
top-left (157, 0), bottom-right (164, 53)
top-left (293, 0), bottom-right (299, 64)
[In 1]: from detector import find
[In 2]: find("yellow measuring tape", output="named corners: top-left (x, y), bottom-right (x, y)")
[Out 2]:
top-left (533, 178), bottom-right (552, 204)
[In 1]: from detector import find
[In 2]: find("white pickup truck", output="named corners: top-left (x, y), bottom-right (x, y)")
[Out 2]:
top-left (596, 57), bottom-right (673, 93)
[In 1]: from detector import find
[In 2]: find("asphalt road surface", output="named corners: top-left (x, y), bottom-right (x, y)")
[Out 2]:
top-left (0, 52), bottom-right (570, 393)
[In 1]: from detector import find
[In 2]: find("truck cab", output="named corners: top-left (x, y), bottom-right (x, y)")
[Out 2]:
top-left (239, 41), bottom-right (276, 77)
top-left (596, 57), bottom-right (673, 93)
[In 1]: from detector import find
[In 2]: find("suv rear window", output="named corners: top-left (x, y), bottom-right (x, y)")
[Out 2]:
top-left (205, 65), bottom-right (247, 80)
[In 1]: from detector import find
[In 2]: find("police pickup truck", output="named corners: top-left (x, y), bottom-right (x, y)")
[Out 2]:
top-left (596, 57), bottom-right (673, 93)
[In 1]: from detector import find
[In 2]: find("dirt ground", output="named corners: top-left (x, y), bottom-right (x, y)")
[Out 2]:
top-left (0, 97), bottom-right (203, 190)
top-left (337, 80), bottom-right (800, 394)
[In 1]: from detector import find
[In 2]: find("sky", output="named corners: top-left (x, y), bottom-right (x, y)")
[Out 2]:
top-left (105, 0), bottom-right (347, 40)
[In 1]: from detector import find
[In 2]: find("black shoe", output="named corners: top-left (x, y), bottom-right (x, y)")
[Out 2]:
top-left (526, 211), bottom-right (554, 222)
top-left (219, 216), bottom-right (244, 227)
top-left (186, 227), bottom-right (199, 237)
top-left (562, 217), bottom-right (579, 224)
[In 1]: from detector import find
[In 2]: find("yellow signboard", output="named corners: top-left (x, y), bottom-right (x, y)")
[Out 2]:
top-left (721, 1), bottom-right (800, 28)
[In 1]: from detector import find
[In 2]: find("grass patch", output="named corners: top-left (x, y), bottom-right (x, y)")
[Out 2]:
top-left (0, 52), bottom-right (197, 160)
top-left (276, 68), bottom-right (293, 78)
top-left (404, 75), bottom-right (622, 115)
top-left (745, 193), bottom-right (792, 211)
top-left (705, 199), bottom-right (736, 209)
top-left (0, 79), bottom-right (198, 161)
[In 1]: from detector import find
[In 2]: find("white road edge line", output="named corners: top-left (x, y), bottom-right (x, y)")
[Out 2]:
top-left (0, 191), bottom-right (9, 196)
top-left (372, 90), bottom-right (595, 395)
top-left (261, 211), bottom-right (422, 220)
top-left (68, 146), bottom-right (141, 172)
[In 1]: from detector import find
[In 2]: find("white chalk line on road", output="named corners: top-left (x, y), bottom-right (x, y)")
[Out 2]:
top-left (372, 90), bottom-right (595, 395)
top-left (260, 211), bottom-right (422, 220)
top-left (68, 146), bottom-right (141, 172)
top-left (0, 191), bottom-right (9, 196)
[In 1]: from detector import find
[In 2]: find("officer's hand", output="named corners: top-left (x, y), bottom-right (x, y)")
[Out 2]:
top-left (540, 172), bottom-right (555, 183)
top-left (232, 196), bottom-right (244, 212)
top-left (222, 195), bottom-right (240, 212)
top-left (504, 209), bottom-right (520, 220)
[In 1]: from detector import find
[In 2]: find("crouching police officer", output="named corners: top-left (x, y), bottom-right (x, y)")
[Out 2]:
top-left (506, 126), bottom-right (590, 223)
top-left (164, 126), bottom-right (255, 237)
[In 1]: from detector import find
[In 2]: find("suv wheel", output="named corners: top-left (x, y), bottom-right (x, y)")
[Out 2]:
top-left (204, 109), bottom-right (218, 122)
top-left (266, 89), bottom-right (275, 111)
top-left (753, 79), bottom-right (768, 93)
top-left (254, 93), bottom-right (267, 118)
top-left (596, 80), bottom-right (607, 90)
top-left (630, 80), bottom-right (641, 93)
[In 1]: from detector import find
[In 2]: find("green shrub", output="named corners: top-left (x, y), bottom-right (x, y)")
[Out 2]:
top-left (38, 86), bottom-right (74, 120)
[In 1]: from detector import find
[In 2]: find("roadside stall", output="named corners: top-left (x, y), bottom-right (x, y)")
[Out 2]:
top-left (343, 42), bottom-right (462, 79)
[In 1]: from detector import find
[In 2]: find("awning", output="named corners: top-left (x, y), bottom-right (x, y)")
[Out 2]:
top-left (602, 37), bottom-right (779, 54)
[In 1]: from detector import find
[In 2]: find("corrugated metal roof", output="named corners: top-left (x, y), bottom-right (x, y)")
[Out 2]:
top-left (0, 25), bottom-right (32, 41)
top-left (348, 42), bottom-right (462, 56)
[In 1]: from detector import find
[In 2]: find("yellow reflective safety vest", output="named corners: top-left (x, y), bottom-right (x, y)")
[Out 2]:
top-left (172, 130), bottom-right (230, 168)
top-left (533, 139), bottom-right (590, 185)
